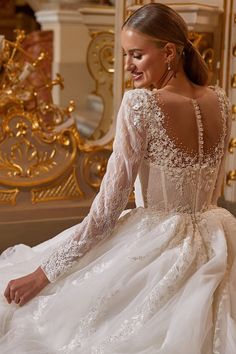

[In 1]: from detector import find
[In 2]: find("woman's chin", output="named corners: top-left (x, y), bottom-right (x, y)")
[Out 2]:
top-left (133, 80), bottom-right (147, 89)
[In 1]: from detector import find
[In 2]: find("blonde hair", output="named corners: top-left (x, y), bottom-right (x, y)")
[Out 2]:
top-left (122, 3), bottom-right (209, 86)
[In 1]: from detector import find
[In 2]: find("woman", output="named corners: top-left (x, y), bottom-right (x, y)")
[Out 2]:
top-left (1, 3), bottom-right (235, 353)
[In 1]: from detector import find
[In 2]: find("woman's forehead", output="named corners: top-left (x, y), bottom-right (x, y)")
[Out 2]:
top-left (121, 29), bottom-right (157, 49)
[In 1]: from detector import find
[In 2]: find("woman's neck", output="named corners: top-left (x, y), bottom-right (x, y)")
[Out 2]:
top-left (158, 68), bottom-right (205, 96)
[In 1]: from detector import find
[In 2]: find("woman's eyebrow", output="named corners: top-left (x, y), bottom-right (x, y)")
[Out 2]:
top-left (131, 48), bottom-right (143, 52)
top-left (123, 48), bottom-right (143, 53)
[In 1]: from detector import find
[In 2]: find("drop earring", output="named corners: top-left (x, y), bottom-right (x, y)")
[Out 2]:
top-left (167, 61), bottom-right (171, 71)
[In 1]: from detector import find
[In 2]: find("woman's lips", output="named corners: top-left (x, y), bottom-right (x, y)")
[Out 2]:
top-left (132, 72), bottom-right (143, 81)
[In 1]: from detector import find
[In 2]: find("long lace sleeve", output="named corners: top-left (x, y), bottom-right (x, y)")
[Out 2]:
top-left (40, 90), bottom-right (149, 282)
top-left (212, 87), bottom-right (232, 204)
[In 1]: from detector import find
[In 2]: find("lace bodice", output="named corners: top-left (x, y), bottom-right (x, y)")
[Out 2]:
top-left (41, 86), bottom-right (231, 282)
top-left (135, 87), bottom-right (230, 214)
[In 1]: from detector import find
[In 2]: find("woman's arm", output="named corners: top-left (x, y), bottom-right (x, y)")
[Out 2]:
top-left (4, 89), bottom-right (150, 305)
top-left (41, 89), bottom-right (149, 282)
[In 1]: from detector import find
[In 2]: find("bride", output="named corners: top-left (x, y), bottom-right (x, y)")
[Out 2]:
top-left (1, 3), bottom-right (235, 354)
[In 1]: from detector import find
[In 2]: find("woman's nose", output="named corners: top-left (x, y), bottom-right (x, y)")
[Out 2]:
top-left (124, 57), bottom-right (135, 72)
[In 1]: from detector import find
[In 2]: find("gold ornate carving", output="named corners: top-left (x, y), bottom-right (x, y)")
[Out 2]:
top-left (87, 31), bottom-right (114, 139)
top-left (231, 73), bottom-right (236, 88)
top-left (228, 138), bottom-right (236, 153)
top-left (233, 44), bottom-right (236, 57)
top-left (0, 188), bottom-right (19, 205)
top-left (0, 112), bottom-right (77, 186)
top-left (0, 30), bottom-right (112, 209)
top-left (202, 48), bottom-right (214, 72)
top-left (31, 167), bottom-right (83, 204)
top-left (0, 30), bottom-right (77, 187)
top-left (83, 148), bottom-right (111, 188)
top-left (226, 170), bottom-right (236, 186)
top-left (232, 104), bottom-right (236, 120)
top-left (188, 32), bottom-right (215, 73)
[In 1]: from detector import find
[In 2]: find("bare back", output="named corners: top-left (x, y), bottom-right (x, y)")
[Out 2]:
top-left (156, 87), bottom-right (226, 158)
top-left (134, 86), bottom-right (231, 213)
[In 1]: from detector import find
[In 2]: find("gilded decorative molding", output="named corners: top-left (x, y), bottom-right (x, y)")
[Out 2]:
top-left (0, 188), bottom-right (19, 205)
top-left (229, 138), bottom-right (236, 153)
top-left (87, 31), bottom-right (114, 139)
top-left (232, 104), bottom-right (236, 120)
top-left (225, 0), bottom-right (234, 94)
top-left (83, 148), bottom-right (111, 188)
top-left (0, 30), bottom-right (78, 188)
top-left (202, 48), bottom-right (214, 72)
top-left (231, 73), bottom-right (236, 88)
top-left (0, 112), bottom-right (77, 187)
top-left (226, 170), bottom-right (236, 186)
top-left (0, 30), bottom-right (113, 208)
top-left (225, 0), bottom-right (236, 193)
top-left (31, 167), bottom-right (83, 204)
top-left (188, 32), bottom-right (215, 74)
top-left (233, 44), bottom-right (236, 57)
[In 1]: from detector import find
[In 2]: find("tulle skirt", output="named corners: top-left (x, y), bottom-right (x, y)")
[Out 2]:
top-left (0, 206), bottom-right (236, 354)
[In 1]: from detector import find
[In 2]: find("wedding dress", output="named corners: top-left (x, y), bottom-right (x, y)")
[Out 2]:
top-left (0, 86), bottom-right (235, 354)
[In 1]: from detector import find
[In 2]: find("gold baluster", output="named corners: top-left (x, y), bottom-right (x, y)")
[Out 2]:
top-left (232, 73), bottom-right (236, 88)
top-left (233, 44), bottom-right (236, 57)
top-left (232, 104), bottom-right (236, 120)
top-left (228, 137), bottom-right (236, 153)
top-left (227, 170), bottom-right (236, 186)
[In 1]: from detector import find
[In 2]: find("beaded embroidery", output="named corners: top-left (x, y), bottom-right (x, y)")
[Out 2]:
top-left (41, 86), bottom-right (229, 285)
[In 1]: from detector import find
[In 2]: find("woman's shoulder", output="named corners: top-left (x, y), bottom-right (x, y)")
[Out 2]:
top-left (208, 85), bottom-right (228, 97)
top-left (120, 89), bottom-right (155, 128)
top-left (208, 85), bottom-right (230, 107)
top-left (122, 88), bottom-right (155, 111)
top-left (123, 88), bottom-right (152, 100)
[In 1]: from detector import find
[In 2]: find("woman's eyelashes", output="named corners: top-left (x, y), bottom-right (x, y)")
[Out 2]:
top-left (123, 52), bottom-right (143, 60)
top-left (133, 54), bottom-right (142, 59)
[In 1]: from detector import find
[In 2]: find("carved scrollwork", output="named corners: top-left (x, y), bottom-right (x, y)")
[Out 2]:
top-left (0, 30), bottom-right (112, 209)
top-left (87, 31), bottom-right (114, 139)
top-left (232, 104), bottom-right (236, 121)
top-left (188, 32), bottom-right (214, 72)
top-left (0, 31), bottom-right (77, 190)
top-left (0, 110), bottom-right (77, 187)
top-left (83, 148), bottom-right (111, 188)
top-left (226, 170), bottom-right (236, 186)
top-left (228, 138), bottom-right (236, 154)
top-left (231, 74), bottom-right (236, 88)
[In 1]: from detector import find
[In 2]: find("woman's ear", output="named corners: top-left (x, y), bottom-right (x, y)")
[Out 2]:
top-left (164, 43), bottom-right (176, 63)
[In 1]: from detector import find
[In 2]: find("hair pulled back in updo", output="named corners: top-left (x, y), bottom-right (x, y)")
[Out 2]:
top-left (122, 3), bottom-right (209, 86)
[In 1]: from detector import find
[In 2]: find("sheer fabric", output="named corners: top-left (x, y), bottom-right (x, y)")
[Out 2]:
top-left (41, 86), bottom-right (230, 282)
top-left (0, 86), bottom-right (235, 354)
top-left (41, 90), bottom-right (149, 282)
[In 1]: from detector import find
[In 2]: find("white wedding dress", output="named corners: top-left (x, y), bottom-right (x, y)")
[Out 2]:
top-left (0, 87), bottom-right (236, 354)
